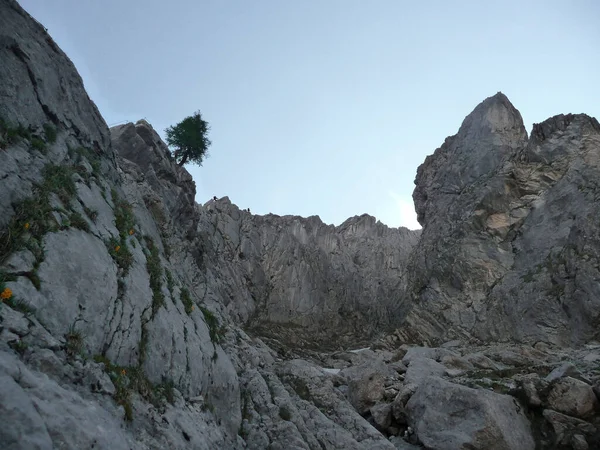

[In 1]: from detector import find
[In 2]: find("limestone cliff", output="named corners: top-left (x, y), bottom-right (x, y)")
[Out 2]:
top-left (402, 93), bottom-right (600, 347)
top-left (3, 0), bottom-right (600, 449)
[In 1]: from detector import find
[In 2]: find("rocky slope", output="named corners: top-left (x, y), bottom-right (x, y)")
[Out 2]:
top-left (403, 92), bottom-right (600, 347)
top-left (111, 118), bottom-right (420, 350)
top-left (2, 0), bottom-right (600, 449)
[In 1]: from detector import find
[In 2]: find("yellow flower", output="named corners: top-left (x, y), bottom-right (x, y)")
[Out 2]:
top-left (129, 229), bottom-right (135, 235)
top-left (191, 306), bottom-right (195, 311)
top-left (120, 369), bottom-right (126, 376)
top-left (0, 288), bottom-right (12, 300)
top-left (24, 222), bottom-right (30, 230)
top-left (115, 245), bottom-right (121, 252)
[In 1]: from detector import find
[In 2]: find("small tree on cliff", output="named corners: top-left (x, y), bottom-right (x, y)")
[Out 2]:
top-left (165, 111), bottom-right (211, 166)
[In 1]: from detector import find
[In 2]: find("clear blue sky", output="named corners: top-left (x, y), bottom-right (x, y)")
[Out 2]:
top-left (19, 0), bottom-right (600, 229)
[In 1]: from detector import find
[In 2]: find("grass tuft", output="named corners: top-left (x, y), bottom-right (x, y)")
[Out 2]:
top-left (69, 212), bottom-right (89, 232)
top-left (43, 124), bottom-right (57, 143)
top-left (144, 236), bottom-right (165, 317)
top-left (180, 287), bottom-right (194, 315)
top-left (200, 306), bottom-right (225, 343)
top-left (106, 237), bottom-right (133, 275)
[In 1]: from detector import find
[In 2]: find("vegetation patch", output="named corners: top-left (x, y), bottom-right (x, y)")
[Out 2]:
top-left (180, 287), bottom-right (194, 315)
top-left (1, 272), bottom-right (35, 315)
top-left (43, 123), bottom-right (57, 144)
top-left (65, 323), bottom-right (84, 358)
top-left (68, 212), bottom-right (89, 232)
top-left (83, 206), bottom-right (98, 222)
top-left (112, 189), bottom-right (136, 239)
top-left (42, 164), bottom-right (77, 204)
top-left (9, 339), bottom-right (28, 355)
top-left (106, 237), bottom-right (134, 275)
top-left (144, 198), bottom-right (171, 258)
top-left (0, 162), bottom-right (82, 264)
top-left (0, 117), bottom-right (31, 149)
top-left (30, 137), bottom-right (46, 153)
top-left (0, 119), bottom-right (57, 152)
top-left (104, 190), bottom-right (137, 275)
top-left (199, 306), bottom-right (225, 343)
top-left (93, 354), bottom-right (176, 421)
top-left (165, 269), bottom-right (175, 296)
top-left (69, 146), bottom-right (102, 180)
top-left (144, 236), bottom-right (165, 317)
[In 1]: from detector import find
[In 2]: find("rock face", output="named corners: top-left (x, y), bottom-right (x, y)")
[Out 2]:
top-left (193, 199), bottom-right (420, 350)
top-left (403, 92), bottom-right (600, 346)
top-left (406, 376), bottom-right (534, 450)
top-left (3, 0), bottom-right (600, 449)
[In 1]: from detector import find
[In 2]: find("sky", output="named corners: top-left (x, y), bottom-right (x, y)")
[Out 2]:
top-left (18, 0), bottom-right (600, 230)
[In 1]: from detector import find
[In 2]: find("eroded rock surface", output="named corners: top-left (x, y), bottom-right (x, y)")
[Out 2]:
top-left (403, 92), bottom-right (600, 346)
top-left (2, 0), bottom-right (600, 449)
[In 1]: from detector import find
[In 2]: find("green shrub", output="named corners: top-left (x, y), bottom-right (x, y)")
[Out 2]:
top-left (144, 237), bottom-right (165, 317)
top-left (94, 354), bottom-right (177, 422)
top-left (180, 287), bottom-right (194, 315)
top-left (65, 324), bottom-right (84, 357)
top-left (200, 306), bottom-right (225, 343)
top-left (30, 137), bottom-right (46, 153)
top-left (165, 269), bottom-right (175, 296)
top-left (0, 119), bottom-right (33, 148)
top-left (83, 206), bottom-right (98, 222)
top-left (112, 190), bottom-right (136, 240)
top-left (9, 340), bottom-right (28, 355)
top-left (69, 212), bottom-right (89, 232)
top-left (43, 123), bottom-right (57, 143)
top-left (106, 237), bottom-right (134, 274)
top-left (42, 164), bottom-right (76, 204)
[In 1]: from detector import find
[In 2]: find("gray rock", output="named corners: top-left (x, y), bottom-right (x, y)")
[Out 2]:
top-left (1, 250), bottom-right (36, 273)
top-left (402, 346), bottom-right (457, 364)
top-left (546, 362), bottom-right (585, 382)
top-left (347, 365), bottom-right (386, 415)
top-left (464, 352), bottom-right (499, 370)
top-left (81, 362), bottom-right (116, 395)
top-left (403, 357), bottom-right (446, 387)
top-left (370, 402), bottom-right (393, 430)
top-left (402, 92), bottom-right (600, 347)
top-left (516, 374), bottom-right (545, 407)
top-left (388, 436), bottom-right (422, 449)
top-left (4, 3), bottom-right (600, 448)
top-left (0, 305), bottom-right (29, 335)
top-left (572, 434), bottom-right (589, 450)
top-left (0, 373), bottom-right (53, 450)
top-left (542, 409), bottom-right (597, 448)
top-left (547, 377), bottom-right (598, 419)
top-left (406, 376), bottom-right (534, 450)
top-left (26, 349), bottom-right (65, 380)
top-left (441, 354), bottom-right (474, 371)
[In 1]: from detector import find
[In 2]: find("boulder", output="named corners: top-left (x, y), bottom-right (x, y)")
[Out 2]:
top-left (403, 357), bottom-right (446, 387)
top-left (547, 377), bottom-right (598, 419)
top-left (370, 402), bottom-right (393, 430)
top-left (406, 376), bottom-right (534, 450)
top-left (543, 409), bottom-right (597, 448)
top-left (347, 365), bottom-right (385, 414)
top-left (546, 363), bottom-right (585, 383)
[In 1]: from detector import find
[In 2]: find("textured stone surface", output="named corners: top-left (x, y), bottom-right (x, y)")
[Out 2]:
top-left (547, 377), bottom-right (598, 419)
top-left (401, 92), bottom-right (600, 346)
top-left (407, 376), bottom-right (534, 450)
top-left (0, 0), bottom-right (112, 231)
top-left (4, 1), bottom-right (600, 448)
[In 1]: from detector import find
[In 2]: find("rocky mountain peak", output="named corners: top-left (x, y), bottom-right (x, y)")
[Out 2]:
top-left (413, 92), bottom-right (528, 227)
top-left (458, 91), bottom-right (527, 139)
